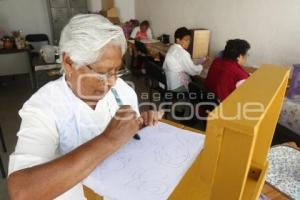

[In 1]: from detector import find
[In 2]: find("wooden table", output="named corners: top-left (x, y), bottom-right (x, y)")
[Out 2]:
top-left (0, 48), bottom-right (34, 87)
top-left (262, 183), bottom-right (291, 200)
top-left (127, 40), bottom-right (170, 61)
top-left (32, 55), bottom-right (61, 89)
top-left (83, 119), bottom-right (292, 200)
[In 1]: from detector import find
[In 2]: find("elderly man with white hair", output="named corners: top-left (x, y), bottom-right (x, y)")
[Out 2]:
top-left (7, 14), bottom-right (163, 200)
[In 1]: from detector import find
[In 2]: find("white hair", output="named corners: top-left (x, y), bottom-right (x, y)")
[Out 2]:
top-left (59, 14), bottom-right (127, 68)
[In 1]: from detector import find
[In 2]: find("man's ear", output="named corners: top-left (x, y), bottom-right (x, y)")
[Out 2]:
top-left (62, 52), bottom-right (73, 74)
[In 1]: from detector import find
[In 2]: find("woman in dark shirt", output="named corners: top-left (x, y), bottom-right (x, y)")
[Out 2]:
top-left (205, 39), bottom-right (251, 102)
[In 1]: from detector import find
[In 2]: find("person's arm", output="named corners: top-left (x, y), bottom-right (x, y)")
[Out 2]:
top-left (130, 27), bottom-right (138, 39)
top-left (181, 51), bottom-right (212, 76)
top-left (180, 50), bottom-right (203, 76)
top-left (147, 28), bottom-right (153, 39)
top-left (8, 106), bottom-right (139, 200)
top-left (235, 67), bottom-right (250, 88)
top-left (236, 79), bottom-right (246, 88)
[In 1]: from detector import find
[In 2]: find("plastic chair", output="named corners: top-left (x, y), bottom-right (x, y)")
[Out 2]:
top-left (130, 40), bottom-right (150, 77)
top-left (0, 155), bottom-right (5, 178)
top-left (0, 124), bottom-right (7, 178)
top-left (25, 34), bottom-right (50, 56)
top-left (158, 52), bottom-right (165, 67)
top-left (144, 58), bottom-right (188, 116)
top-left (188, 81), bottom-right (219, 130)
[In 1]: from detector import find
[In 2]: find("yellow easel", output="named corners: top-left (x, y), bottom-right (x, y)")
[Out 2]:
top-left (169, 65), bottom-right (290, 200)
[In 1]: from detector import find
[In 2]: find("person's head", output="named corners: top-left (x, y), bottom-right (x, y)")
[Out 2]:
top-left (140, 20), bottom-right (150, 33)
top-left (223, 39), bottom-right (251, 66)
top-left (60, 14), bottom-right (127, 106)
top-left (174, 27), bottom-right (191, 50)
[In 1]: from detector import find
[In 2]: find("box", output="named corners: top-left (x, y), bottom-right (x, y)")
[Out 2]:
top-left (188, 29), bottom-right (210, 59)
top-left (102, 0), bottom-right (114, 10)
top-left (107, 17), bottom-right (120, 25)
top-left (100, 7), bottom-right (120, 24)
top-left (100, 7), bottom-right (118, 18)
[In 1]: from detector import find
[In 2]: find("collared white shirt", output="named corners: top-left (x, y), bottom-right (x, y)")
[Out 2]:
top-left (130, 26), bottom-right (153, 39)
top-left (9, 75), bottom-right (140, 200)
top-left (163, 44), bottom-right (203, 90)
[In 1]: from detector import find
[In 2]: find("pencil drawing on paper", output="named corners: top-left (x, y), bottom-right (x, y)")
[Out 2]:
top-left (124, 169), bottom-right (169, 195)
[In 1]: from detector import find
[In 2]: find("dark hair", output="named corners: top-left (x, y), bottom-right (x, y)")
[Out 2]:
top-left (223, 39), bottom-right (250, 61)
top-left (140, 20), bottom-right (150, 28)
top-left (174, 27), bottom-right (191, 42)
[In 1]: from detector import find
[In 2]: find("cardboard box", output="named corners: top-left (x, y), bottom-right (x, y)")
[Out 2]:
top-left (100, 7), bottom-right (120, 24)
top-left (107, 17), bottom-right (120, 25)
top-left (100, 7), bottom-right (118, 18)
top-left (102, 0), bottom-right (114, 10)
top-left (188, 29), bottom-right (210, 59)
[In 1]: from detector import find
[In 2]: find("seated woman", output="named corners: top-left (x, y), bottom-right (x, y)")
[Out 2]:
top-left (7, 14), bottom-right (163, 200)
top-left (205, 39), bottom-right (251, 102)
top-left (130, 20), bottom-right (153, 40)
top-left (163, 27), bottom-right (211, 92)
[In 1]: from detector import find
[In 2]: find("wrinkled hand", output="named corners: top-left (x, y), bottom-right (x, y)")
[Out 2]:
top-left (139, 110), bottom-right (165, 127)
top-left (103, 105), bottom-right (139, 147)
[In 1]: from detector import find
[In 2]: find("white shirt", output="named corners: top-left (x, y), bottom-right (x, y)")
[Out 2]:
top-left (130, 26), bottom-right (153, 39)
top-left (9, 76), bottom-right (140, 200)
top-left (163, 44), bottom-right (203, 90)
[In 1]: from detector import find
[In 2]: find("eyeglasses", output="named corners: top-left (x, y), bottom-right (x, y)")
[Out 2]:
top-left (85, 64), bottom-right (131, 81)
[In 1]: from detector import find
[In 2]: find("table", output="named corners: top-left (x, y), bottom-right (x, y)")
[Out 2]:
top-left (32, 55), bottom-right (61, 89)
top-left (83, 119), bottom-right (291, 200)
top-left (0, 48), bottom-right (34, 88)
top-left (128, 40), bottom-right (170, 60)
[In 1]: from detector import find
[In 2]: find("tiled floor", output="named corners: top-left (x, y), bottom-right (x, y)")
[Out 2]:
top-left (0, 75), bottom-right (33, 200)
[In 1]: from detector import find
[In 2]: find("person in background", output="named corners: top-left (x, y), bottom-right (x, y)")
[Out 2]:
top-left (130, 20), bottom-right (153, 40)
top-left (205, 39), bottom-right (251, 102)
top-left (122, 19), bottom-right (140, 39)
top-left (163, 27), bottom-right (212, 92)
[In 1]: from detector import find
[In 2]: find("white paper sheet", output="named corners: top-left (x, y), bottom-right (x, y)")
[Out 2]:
top-left (83, 122), bottom-right (205, 200)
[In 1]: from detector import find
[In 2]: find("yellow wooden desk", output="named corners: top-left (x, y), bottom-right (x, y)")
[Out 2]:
top-left (169, 65), bottom-right (290, 200)
top-left (84, 65), bottom-right (290, 200)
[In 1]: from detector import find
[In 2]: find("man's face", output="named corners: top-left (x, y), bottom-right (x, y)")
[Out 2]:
top-left (63, 44), bottom-right (122, 106)
top-left (176, 35), bottom-right (191, 50)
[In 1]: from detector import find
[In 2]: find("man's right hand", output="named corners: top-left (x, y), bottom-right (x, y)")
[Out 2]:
top-left (102, 105), bottom-right (139, 147)
top-left (203, 56), bottom-right (213, 70)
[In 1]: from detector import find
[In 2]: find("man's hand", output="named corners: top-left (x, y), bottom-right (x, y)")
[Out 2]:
top-left (103, 105), bottom-right (139, 147)
top-left (139, 110), bottom-right (165, 127)
top-left (203, 56), bottom-right (213, 70)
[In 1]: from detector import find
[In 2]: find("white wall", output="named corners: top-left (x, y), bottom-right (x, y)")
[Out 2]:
top-left (87, 0), bottom-right (135, 22)
top-left (136, 0), bottom-right (300, 67)
top-left (0, 0), bottom-right (135, 45)
top-left (0, 0), bottom-right (52, 42)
